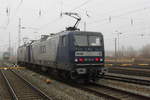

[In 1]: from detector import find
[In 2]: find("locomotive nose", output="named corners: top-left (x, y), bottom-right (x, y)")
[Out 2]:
top-left (74, 50), bottom-right (104, 64)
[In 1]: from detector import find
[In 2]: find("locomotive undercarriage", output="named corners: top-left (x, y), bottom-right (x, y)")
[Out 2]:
top-left (69, 66), bottom-right (106, 82)
top-left (17, 62), bottom-right (106, 83)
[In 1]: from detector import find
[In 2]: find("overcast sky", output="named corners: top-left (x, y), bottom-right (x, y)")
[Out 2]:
top-left (0, 0), bottom-right (150, 52)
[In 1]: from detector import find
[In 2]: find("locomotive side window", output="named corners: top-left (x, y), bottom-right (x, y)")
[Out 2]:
top-left (62, 36), bottom-right (66, 47)
top-left (40, 45), bottom-right (46, 53)
top-left (43, 46), bottom-right (46, 53)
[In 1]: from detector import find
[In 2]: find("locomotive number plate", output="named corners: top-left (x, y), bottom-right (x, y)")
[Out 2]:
top-left (75, 51), bottom-right (102, 56)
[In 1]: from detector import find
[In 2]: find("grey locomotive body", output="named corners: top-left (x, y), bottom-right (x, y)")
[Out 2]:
top-left (17, 31), bottom-right (106, 82)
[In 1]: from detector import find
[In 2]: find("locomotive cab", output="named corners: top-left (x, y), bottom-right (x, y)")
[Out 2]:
top-left (68, 31), bottom-right (106, 81)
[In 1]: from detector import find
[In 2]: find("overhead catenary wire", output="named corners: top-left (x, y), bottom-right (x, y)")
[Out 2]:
top-left (4, 0), bottom-right (150, 34)
top-left (4, 0), bottom-right (24, 30)
top-left (0, 7), bottom-right (10, 29)
top-left (37, 17), bottom-right (61, 30)
top-left (27, 0), bottom-right (63, 31)
top-left (36, 0), bottom-right (94, 31)
top-left (89, 6), bottom-right (150, 25)
top-left (69, 0), bottom-right (93, 11)
top-left (16, 0), bottom-right (23, 11)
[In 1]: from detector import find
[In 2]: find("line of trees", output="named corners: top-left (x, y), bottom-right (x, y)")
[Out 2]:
top-left (106, 44), bottom-right (150, 58)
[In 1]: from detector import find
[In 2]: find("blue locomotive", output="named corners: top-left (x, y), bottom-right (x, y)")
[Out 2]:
top-left (17, 12), bottom-right (107, 82)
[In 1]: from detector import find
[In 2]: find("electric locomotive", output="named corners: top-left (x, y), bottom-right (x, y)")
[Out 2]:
top-left (17, 12), bottom-right (106, 82)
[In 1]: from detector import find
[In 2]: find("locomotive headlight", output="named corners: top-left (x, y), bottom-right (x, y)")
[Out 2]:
top-left (74, 58), bottom-right (78, 62)
top-left (100, 58), bottom-right (103, 62)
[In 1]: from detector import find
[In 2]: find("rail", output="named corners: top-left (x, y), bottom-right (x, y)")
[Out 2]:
top-left (79, 83), bottom-right (150, 100)
top-left (1, 70), bottom-right (18, 100)
top-left (1, 69), bottom-right (53, 100)
top-left (104, 73), bottom-right (150, 86)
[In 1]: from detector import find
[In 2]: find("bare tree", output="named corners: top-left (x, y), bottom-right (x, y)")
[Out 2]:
top-left (140, 44), bottom-right (150, 58)
top-left (126, 46), bottom-right (137, 58)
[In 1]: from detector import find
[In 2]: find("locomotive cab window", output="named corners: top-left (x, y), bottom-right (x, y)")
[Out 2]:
top-left (89, 36), bottom-right (101, 46)
top-left (74, 34), bottom-right (102, 46)
top-left (74, 35), bottom-right (88, 46)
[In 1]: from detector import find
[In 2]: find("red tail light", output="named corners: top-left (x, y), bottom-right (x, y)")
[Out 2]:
top-left (95, 58), bottom-right (99, 61)
top-left (79, 58), bottom-right (84, 62)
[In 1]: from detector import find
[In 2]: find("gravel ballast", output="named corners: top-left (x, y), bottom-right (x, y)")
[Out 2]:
top-left (15, 68), bottom-right (105, 100)
top-left (98, 79), bottom-right (150, 97)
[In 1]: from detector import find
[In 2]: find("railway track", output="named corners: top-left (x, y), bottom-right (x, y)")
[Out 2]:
top-left (107, 66), bottom-right (150, 77)
top-left (0, 70), bottom-right (12, 100)
top-left (1, 69), bottom-right (52, 100)
top-left (107, 65), bottom-right (150, 70)
top-left (79, 83), bottom-right (150, 100)
top-left (54, 76), bottom-right (150, 100)
top-left (20, 67), bottom-right (150, 100)
top-left (104, 73), bottom-right (150, 86)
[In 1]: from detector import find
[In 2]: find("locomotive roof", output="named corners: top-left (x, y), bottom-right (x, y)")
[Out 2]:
top-left (18, 30), bottom-right (103, 48)
top-left (56, 30), bottom-right (103, 36)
